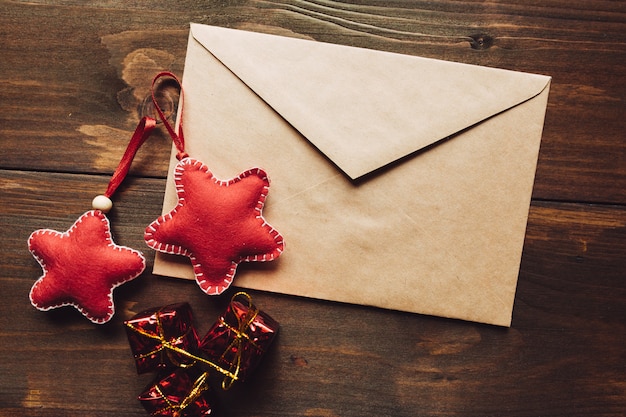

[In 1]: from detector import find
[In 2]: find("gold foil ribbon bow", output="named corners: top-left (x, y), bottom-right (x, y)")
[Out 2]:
top-left (217, 291), bottom-right (262, 389)
top-left (126, 305), bottom-right (197, 369)
top-left (152, 371), bottom-right (210, 417)
top-left (125, 292), bottom-right (264, 390)
top-left (125, 304), bottom-right (240, 385)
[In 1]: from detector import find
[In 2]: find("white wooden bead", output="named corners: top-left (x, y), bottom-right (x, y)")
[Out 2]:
top-left (92, 195), bottom-right (113, 213)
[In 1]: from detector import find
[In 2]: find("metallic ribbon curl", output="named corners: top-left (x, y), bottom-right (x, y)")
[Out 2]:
top-left (125, 292), bottom-right (262, 389)
top-left (152, 371), bottom-right (210, 417)
top-left (218, 291), bottom-right (261, 389)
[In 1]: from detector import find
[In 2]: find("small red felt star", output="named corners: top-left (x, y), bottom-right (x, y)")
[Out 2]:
top-left (28, 210), bottom-right (146, 324)
top-left (145, 158), bottom-right (284, 295)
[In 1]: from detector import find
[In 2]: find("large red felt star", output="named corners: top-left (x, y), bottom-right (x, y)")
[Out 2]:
top-left (28, 210), bottom-right (146, 324)
top-left (144, 158), bottom-right (284, 295)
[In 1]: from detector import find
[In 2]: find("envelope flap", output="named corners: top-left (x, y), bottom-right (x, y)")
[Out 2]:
top-left (191, 24), bottom-right (550, 179)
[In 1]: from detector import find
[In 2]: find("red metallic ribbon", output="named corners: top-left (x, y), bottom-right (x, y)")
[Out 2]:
top-left (103, 116), bottom-right (156, 199)
top-left (103, 71), bottom-right (188, 200)
top-left (151, 71), bottom-right (188, 160)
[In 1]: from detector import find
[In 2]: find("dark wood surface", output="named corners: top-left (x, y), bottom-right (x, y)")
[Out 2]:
top-left (1, 1), bottom-right (625, 416)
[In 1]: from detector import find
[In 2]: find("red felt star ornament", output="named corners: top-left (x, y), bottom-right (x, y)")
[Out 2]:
top-left (145, 157), bottom-right (284, 295)
top-left (29, 210), bottom-right (146, 324)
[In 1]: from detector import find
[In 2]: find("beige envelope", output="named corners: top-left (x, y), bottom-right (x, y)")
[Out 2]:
top-left (153, 23), bottom-right (551, 326)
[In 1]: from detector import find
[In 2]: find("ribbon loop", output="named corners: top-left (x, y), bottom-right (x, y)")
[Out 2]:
top-left (124, 306), bottom-right (197, 369)
top-left (219, 292), bottom-right (261, 390)
top-left (151, 71), bottom-right (187, 160)
top-left (98, 71), bottom-right (189, 205)
top-left (125, 293), bottom-right (267, 391)
top-left (153, 371), bottom-right (210, 416)
top-left (124, 304), bottom-right (242, 384)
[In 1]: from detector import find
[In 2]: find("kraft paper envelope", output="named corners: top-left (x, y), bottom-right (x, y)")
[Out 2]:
top-left (153, 23), bottom-right (551, 326)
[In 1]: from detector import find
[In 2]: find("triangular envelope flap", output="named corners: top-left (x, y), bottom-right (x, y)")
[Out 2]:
top-left (191, 23), bottom-right (550, 179)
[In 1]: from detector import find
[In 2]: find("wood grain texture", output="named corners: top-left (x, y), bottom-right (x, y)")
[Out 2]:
top-left (1, 0), bottom-right (625, 416)
top-left (1, 170), bottom-right (625, 416)
top-left (2, 0), bottom-right (625, 202)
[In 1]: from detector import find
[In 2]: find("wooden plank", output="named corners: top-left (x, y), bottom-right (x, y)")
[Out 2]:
top-left (1, 170), bottom-right (625, 416)
top-left (0, 1), bottom-right (625, 203)
top-left (1, 0), bottom-right (625, 415)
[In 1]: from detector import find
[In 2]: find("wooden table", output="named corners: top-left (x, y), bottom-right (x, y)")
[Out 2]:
top-left (1, 1), bottom-right (625, 416)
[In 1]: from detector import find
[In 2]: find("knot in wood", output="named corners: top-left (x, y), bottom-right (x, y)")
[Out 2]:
top-left (468, 33), bottom-right (494, 50)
